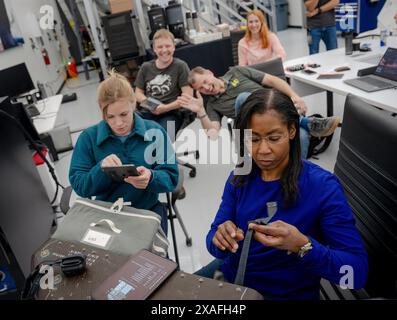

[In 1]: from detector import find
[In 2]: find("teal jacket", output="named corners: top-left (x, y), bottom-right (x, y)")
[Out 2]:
top-left (69, 113), bottom-right (178, 210)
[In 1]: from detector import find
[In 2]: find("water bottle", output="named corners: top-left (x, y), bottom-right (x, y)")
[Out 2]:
top-left (192, 11), bottom-right (200, 32)
top-left (185, 11), bottom-right (194, 31)
top-left (344, 31), bottom-right (353, 55)
top-left (380, 29), bottom-right (387, 47)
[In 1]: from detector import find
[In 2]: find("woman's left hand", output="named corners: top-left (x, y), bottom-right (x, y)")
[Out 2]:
top-left (124, 166), bottom-right (152, 189)
top-left (248, 220), bottom-right (309, 253)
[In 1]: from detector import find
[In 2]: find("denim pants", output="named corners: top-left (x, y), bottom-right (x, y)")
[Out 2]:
top-left (308, 26), bottom-right (338, 55)
top-left (194, 258), bottom-right (224, 278)
top-left (137, 110), bottom-right (183, 142)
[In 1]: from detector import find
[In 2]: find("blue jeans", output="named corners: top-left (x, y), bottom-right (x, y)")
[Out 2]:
top-left (194, 259), bottom-right (224, 278)
top-left (150, 201), bottom-right (168, 236)
top-left (308, 26), bottom-right (338, 55)
top-left (137, 110), bottom-right (183, 142)
top-left (300, 126), bottom-right (310, 159)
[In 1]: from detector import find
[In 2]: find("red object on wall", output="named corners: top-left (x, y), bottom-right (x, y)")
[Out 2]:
top-left (42, 48), bottom-right (50, 65)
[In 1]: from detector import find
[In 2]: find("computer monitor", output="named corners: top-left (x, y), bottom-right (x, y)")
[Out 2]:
top-left (0, 105), bottom-right (53, 281)
top-left (0, 63), bottom-right (35, 98)
top-left (0, 96), bottom-right (40, 143)
top-left (374, 47), bottom-right (397, 82)
top-left (102, 12), bottom-right (140, 61)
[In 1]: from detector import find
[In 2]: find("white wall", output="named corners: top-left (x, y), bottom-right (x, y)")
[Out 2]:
top-left (288, 0), bottom-right (304, 27)
top-left (0, 0), bottom-right (70, 95)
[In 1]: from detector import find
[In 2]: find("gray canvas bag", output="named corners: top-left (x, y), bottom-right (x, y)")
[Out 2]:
top-left (52, 198), bottom-right (169, 257)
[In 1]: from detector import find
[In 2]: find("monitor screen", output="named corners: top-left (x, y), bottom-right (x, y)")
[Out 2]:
top-left (374, 48), bottom-right (397, 82)
top-left (0, 63), bottom-right (35, 98)
top-left (0, 96), bottom-right (40, 142)
top-left (0, 108), bottom-right (53, 278)
top-left (166, 5), bottom-right (184, 25)
top-left (102, 12), bottom-right (140, 60)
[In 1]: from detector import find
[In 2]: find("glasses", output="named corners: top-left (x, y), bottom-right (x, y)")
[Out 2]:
top-left (244, 132), bottom-right (289, 146)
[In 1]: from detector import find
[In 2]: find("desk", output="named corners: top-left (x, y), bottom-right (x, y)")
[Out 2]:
top-left (284, 38), bottom-right (397, 153)
top-left (284, 38), bottom-right (397, 114)
top-left (32, 94), bottom-right (63, 134)
top-left (32, 94), bottom-right (63, 161)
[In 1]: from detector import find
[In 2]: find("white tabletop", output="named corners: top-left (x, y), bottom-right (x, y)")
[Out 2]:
top-left (284, 37), bottom-right (397, 114)
top-left (32, 94), bottom-right (63, 134)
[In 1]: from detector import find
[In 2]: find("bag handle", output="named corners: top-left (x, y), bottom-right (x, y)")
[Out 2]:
top-left (90, 219), bottom-right (121, 234)
top-left (110, 198), bottom-right (131, 214)
top-left (234, 202), bottom-right (277, 286)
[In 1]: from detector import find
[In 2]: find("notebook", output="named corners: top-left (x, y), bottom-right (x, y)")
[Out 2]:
top-left (344, 47), bottom-right (397, 92)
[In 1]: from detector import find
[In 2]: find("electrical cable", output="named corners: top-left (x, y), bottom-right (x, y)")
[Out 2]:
top-left (0, 110), bottom-right (65, 204)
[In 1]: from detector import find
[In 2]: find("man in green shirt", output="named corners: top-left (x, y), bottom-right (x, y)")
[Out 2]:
top-left (177, 66), bottom-right (339, 158)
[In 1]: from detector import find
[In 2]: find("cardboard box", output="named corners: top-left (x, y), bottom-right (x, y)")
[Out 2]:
top-left (108, 0), bottom-right (133, 14)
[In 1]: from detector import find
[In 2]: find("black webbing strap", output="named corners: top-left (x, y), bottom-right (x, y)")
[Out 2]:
top-left (234, 202), bottom-right (277, 286)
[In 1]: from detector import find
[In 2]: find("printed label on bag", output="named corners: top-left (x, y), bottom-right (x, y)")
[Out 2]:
top-left (82, 229), bottom-right (111, 248)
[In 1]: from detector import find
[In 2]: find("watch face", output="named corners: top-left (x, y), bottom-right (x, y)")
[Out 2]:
top-left (298, 242), bottom-right (313, 258)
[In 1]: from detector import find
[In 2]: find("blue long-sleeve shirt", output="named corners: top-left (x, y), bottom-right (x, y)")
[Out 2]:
top-left (206, 160), bottom-right (368, 300)
top-left (69, 113), bottom-right (178, 210)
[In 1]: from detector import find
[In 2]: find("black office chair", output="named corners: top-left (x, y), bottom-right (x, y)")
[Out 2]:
top-left (175, 109), bottom-right (199, 178)
top-left (320, 94), bottom-right (397, 299)
top-left (165, 166), bottom-right (192, 267)
top-left (248, 57), bottom-right (287, 80)
top-left (227, 58), bottom-right (287, 137)
top-left (230, 29), bottom-right (246, 66)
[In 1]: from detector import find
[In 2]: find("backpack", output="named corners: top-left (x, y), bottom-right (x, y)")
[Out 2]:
top-left (307, 114), bottom-right (328, 159)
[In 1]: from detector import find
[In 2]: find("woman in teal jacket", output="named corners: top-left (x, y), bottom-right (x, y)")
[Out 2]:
top-left (69, 70), bottom-right (178, 234)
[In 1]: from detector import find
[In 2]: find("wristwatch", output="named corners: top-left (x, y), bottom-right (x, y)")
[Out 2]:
top-left (298, 238), bottom-right (313, 258)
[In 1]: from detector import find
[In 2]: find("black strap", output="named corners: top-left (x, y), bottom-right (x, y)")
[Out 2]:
top-left (234, 202), bottom-right (277, 286)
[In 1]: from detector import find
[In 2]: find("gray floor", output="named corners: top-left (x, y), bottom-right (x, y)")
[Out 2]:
top-left (53, 28), bottom-right (346, 273)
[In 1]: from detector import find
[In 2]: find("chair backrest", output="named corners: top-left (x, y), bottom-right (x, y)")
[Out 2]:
top-left (230, 30), bottom-right (246, 66)
top-left (247, 57), bottom-right (286, 81)
top-left (334, 94), bottom-right (397, 298)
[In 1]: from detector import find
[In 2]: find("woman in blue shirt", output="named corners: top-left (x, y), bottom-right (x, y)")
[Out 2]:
top-left (69, 70), bottom-right (179, 234)
top-left (202, 88), bottom-right (368, 299)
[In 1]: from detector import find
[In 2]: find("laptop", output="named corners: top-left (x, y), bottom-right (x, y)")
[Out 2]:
top-left (344, 47), bottom-right (397, 92)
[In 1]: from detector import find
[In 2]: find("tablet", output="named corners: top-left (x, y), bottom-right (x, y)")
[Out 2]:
top-left (140, 97), bottom-right (161, 112)
top-left (103, 164), bottom-right (140, 182)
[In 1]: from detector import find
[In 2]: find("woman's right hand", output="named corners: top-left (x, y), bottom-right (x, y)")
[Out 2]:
top-left (101, 154), bottom-right (122, 168)
top-left (212, 220), bottom-right (244, 253)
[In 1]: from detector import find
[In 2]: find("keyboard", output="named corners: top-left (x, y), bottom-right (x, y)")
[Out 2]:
top-left (360, 76), bottom-right (393, 88)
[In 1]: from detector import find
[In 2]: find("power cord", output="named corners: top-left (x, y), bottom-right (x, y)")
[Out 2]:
top-left (0, 110), bottom-right (65, 204)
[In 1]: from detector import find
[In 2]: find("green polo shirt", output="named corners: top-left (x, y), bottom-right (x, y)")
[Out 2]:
top-left (206, 66), bottom-right (266, 122)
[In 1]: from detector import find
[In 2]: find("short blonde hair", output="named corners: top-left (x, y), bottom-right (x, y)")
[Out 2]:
top-left (97, 69), bottom-right (136, 119)
top-left (152, 28), bottom-right (175, 46)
